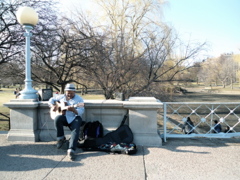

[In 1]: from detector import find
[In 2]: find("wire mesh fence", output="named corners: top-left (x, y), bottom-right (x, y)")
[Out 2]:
top-left (158, 102), bottom-right (240, 142)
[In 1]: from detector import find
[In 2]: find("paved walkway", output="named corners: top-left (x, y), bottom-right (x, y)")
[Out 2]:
top-left (0, 133), bottom-right (240, 180)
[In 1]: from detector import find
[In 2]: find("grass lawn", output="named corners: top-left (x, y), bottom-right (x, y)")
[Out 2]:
top-left (0, 88), bottom-right (15, 131)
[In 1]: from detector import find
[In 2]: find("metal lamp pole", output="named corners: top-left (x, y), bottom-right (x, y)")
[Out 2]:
top-left (16, 7), bottom-right (39, 100)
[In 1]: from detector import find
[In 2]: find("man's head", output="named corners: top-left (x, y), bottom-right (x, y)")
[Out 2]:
top-left (64, 84), bottom-right (76, 99)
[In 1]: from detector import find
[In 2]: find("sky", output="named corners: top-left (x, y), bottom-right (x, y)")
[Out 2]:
top-left (59, 0), bottom-right (240, 58)
top-left (163, 0), bottom-right (240, 58)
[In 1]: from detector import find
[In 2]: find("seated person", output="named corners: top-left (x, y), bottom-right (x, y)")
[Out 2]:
top-left (213, 120), bottom-right (222, 133)
top-left (182, 117), bottom-right (195, 134)
top-left (48, 84), bottom-right (84, 161)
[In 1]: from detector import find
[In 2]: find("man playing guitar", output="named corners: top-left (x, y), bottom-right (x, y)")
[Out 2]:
top-left (48, 83), bottom-right (84, 161)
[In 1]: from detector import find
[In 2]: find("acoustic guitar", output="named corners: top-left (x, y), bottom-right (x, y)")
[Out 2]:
top-left (50, 101), bottom-right (84, 120)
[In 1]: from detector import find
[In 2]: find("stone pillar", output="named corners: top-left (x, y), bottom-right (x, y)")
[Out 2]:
top-left (124, 97), bottom-right (162, 147)
top-left (4, 99), bottom-right (39, 142)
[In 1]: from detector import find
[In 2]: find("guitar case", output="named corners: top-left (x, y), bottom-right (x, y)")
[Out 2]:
top-left (82, 113), bottom-right (133, 149)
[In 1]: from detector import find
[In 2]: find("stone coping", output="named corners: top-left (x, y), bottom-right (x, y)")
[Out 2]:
top-left (4, 99), bottom-right (39, 108)
top-left (36, 98), bottom-right (163, 109)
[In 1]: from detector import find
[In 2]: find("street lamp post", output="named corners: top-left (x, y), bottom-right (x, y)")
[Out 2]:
top-left (16, 7), bottom-right (38, 100)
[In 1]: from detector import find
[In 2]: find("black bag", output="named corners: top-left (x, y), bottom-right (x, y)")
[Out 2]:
top-left (94, 124), bottom-right (133, 146)
top-left (83, 121), bottom-right (104, 139)
top-left (83, 113), bottom-right (134, 149)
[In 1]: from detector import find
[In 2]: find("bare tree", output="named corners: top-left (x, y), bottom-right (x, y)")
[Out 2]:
top-left (0, 0), bottom-right (59, 65)
top-left (216, 54), bottom-right (237, 88)
top-left (68, 0), bottom-right (207, 99)
top-left (0, 0), bottom-right (62, 87)
top-left (2, 0), bottom-right (207, 98)
top-left (0, 0), bottom-right (24, 65)
top-left (198, 54), bottom-right (238, 88)
top-left (31, 15), bottom-right (93, 92)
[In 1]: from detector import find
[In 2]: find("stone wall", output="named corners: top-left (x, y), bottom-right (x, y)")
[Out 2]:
top-left (4, 97), bottom-right (163, 147)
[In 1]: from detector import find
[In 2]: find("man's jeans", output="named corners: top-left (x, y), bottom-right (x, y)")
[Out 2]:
top-left (54, 115), bottom-right (82, 151)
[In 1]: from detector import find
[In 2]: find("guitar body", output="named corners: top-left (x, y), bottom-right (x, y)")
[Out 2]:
top-left (50, 101), bottom-right (84, 120)
top-left (50, 101), bottom-right (66, 119)
top-left (50, 109), bottom-right (61, 120)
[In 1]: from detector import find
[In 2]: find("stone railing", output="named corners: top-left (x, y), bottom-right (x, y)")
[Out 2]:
top-left (4, 97), bottom-right (162, 147)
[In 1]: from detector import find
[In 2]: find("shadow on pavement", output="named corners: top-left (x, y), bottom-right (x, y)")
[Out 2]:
top-left (0, 143), bottom-right (84, 171)
top-left (161, 137), bottom-right (240, 154)
top-left (0, 139), bottom-right (147, 172)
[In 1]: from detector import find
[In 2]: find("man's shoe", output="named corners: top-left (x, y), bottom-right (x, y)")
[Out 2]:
top-left (67, 149), bottom-right (76, 161)
top-left (56, 137), bottom-right (66, 149)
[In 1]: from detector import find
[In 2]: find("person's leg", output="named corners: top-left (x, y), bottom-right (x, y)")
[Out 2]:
top-left (68, 116), bottom-right (82, 151)
top-left (54, 115), bottom-right (68, 148)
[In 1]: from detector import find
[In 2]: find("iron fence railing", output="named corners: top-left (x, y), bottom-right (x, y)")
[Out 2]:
top-left (0, 112), bottom-right (10, 130)
top-left (159, 102), bottom-right (240, 142)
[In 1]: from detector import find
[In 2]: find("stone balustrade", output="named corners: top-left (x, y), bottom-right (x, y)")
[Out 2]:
top-left (4, 97), bottom-right (163, 147)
